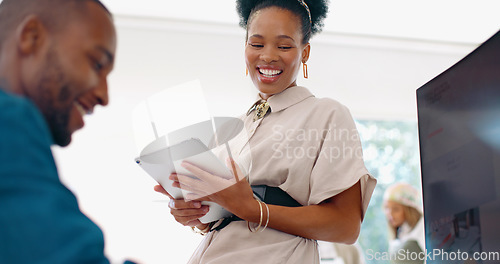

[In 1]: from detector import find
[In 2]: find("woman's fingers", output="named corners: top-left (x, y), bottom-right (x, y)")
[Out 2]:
top-left (184, 219), bottom-right (203, 227)
top-left (225, 157), bottom-right (245, 181)
top-left (179, 162), bottom-right (238, 199)
top-left (168, 198), bottom-right (202, 209)
top-left (168, 199), bottom-right (209, 226)
top-left (180, 162), bottom-right (217, 182)
top-left (153, 184), bottom-right (173, 199)
top-left (172, 214), bottom-right (205, 227)
top-left (154, 172), bottom-right (213, 226)
top-left (170, 207), bottom-right (209, 217)
top-left (167, 160), bottom-right (249, 208)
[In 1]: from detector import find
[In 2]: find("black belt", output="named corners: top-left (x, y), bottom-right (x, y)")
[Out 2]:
top-left (212, 185), bottom-right (301, 232)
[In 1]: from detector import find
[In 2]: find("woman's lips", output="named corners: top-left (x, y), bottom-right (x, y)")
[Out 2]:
top-left (257, 67), bottom-right (283, 83)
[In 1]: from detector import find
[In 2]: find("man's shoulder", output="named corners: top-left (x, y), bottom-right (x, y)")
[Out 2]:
top-left (0, 89), bottom-right (49, 138)
top-left (1, 88), bottom-right (37, 114)
top-left (0, 89), bottom-right (54, 166)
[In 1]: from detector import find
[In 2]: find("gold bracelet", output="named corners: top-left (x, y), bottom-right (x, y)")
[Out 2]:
top-left (248, 200), bottom-right (263, 233)
top-left (191, 224), bottom-right (211, 236)
top-left (260, 202), bottom-right (269, 232)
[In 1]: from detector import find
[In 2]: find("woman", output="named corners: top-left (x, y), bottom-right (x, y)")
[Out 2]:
top-left (383, 183), bottom-right (425, 263)
top-left (155, 0), bottom-right (377, 263)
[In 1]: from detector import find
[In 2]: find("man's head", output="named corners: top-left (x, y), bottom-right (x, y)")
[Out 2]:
top-left (0, 0), bottom-right (117, 146)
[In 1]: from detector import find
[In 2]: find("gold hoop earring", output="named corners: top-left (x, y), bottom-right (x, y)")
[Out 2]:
top-left (303, 63), bottom-right (308, 79)
top-left (246, 68), bottom-right (248, 76)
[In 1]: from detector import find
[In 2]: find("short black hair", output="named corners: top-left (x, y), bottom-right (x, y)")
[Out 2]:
top-left (0, 0), bottom-right (111, 44)
top-left (236, 0), bottom-right (329, 44)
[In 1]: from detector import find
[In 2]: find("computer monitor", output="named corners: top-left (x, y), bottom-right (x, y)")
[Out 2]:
top-left (417, 30), bottom-right (500, 263)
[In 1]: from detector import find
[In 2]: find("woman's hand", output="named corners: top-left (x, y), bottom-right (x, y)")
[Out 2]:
top-left (170, 158), bottom-right (257, 219)
top-left (157, 159), bottom-right (364, 243)
top-left (153, 184), bottom-right (209, 228)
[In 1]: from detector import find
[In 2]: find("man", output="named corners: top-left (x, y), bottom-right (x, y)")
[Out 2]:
top-left (0, 0), bottom-right (132, 263)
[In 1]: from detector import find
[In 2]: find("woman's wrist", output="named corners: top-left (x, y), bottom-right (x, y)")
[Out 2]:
top-left (247, 200), bottom-right (270, 233)
top-left (191, 223), bottom-right (211, 235)
top-left (196, 223), bottom-right (209, 230)
top-left (237, 198), bottom-right (261, 222)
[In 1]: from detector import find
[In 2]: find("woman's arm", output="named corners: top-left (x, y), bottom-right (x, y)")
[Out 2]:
top-left (241, 181), bottom-right (362, 243)
top-left (173, 159), bottom-right (363, 243)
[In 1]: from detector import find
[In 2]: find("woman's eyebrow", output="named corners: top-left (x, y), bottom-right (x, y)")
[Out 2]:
top-left (248, 34), bottom-right (295, 42)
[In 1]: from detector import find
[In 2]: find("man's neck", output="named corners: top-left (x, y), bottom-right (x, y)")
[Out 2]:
top-left (0, 77), bottom-right (20, 95)
top-left (0, 78), bottom-right (9, 91)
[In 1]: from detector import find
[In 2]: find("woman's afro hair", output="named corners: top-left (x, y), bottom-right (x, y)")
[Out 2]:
top-left (236, 0), bottom-right (329, 43)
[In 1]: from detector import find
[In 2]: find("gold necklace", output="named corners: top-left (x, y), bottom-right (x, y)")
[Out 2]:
top-left (253, 100), bottom-right (270, 122)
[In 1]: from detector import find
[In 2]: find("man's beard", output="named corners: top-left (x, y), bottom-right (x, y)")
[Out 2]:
top-left (32, 48), bottom-right (74, 147)
top-left (45, 84), bottom-right (72, 147)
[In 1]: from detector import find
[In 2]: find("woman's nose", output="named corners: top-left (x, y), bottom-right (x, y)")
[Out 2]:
top-left (260, 47), bottom-right (278, 63)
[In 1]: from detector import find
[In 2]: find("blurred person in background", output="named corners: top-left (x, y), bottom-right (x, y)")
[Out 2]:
top-left (383, 182), bottom-right (425, 264)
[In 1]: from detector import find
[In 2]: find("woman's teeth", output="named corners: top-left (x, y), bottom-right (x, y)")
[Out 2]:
top-left (259, 69), bottom-right (282, 77)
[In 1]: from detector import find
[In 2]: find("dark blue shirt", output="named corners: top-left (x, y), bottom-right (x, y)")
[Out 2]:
top-left (0, 89), bottom-right (118, 263)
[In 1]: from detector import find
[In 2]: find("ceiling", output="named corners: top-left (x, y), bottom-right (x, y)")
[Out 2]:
top-left (100, 0), bottom-right (500, 44)
top-left (0, 0), bottom-right (497, 43)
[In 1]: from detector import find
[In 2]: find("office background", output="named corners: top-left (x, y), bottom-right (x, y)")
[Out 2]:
top-left (34, 0), bottom-right (500, 263)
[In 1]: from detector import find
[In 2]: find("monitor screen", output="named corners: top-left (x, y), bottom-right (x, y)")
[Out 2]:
top-left (417, 30), bottom-right (500, 263)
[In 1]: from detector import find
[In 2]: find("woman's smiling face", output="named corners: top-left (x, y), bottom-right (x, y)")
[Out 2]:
top-left (245, 7), bottom-right (310, 100)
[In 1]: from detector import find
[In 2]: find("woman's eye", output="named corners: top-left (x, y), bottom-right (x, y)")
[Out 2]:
top-left (279, 46), bottom-right (292, 50)
top-left (250, 43), bottom-right (263, 48)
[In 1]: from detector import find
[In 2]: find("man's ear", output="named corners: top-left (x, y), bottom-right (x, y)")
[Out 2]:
top-left (302, 43), bottom-right (310, 64)
top-left (16, 15), bottom-right (47, 56)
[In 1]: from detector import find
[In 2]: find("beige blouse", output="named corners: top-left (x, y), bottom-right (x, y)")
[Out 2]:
top-left (188, 86), bottom-right (377, 264)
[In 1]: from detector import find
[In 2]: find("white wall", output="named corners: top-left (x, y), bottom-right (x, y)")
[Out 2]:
top-left (52, 14), bottom-right (483, 263)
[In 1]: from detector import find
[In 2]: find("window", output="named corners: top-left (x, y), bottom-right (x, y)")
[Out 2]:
top-left (357, 120), bottom-right (421, 264)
